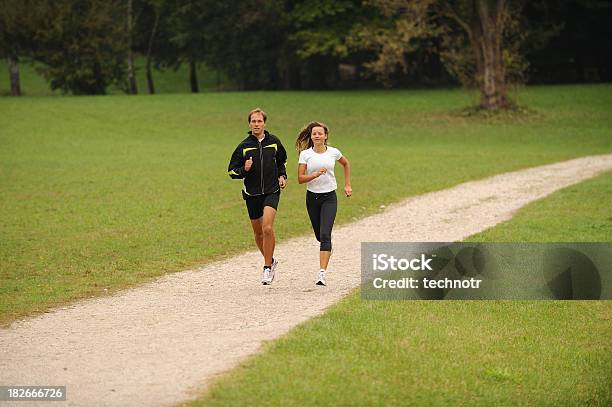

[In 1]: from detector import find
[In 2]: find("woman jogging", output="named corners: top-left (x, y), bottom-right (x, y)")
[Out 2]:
top-left (296, 122), bottom-right (351, 286)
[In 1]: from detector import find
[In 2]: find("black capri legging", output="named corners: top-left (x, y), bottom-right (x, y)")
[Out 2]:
top-left (306, 190), bottom-right (337, 251)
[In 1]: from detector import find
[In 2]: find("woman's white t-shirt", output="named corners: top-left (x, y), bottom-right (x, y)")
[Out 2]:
top-left (298, 146), bottom-right (343, 193)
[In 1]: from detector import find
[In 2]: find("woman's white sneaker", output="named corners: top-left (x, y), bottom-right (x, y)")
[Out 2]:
top-left (316, 269), bottom-right (326, 286)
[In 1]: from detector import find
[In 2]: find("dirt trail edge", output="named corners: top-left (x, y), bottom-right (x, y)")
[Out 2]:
top-left (2, 154), bottom-right (612, 407)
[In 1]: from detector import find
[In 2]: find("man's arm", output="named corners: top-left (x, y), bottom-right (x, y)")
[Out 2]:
top-left (228, 145), bottom-right (247, 179)
top-left (276, 139), bottom-right (288, 180)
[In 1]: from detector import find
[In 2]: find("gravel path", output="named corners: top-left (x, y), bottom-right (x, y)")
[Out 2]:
top-left (2, 154), bottom-right (612, 407)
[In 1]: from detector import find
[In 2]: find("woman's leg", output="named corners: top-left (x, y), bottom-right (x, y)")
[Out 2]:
top-left (318, 192), bottom-right (337, 270)
top-left (306, 191), bottom-right (322, 242)
top-left (319, 251), bottom-right (332, 270)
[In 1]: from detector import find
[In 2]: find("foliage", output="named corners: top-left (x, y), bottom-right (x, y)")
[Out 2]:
top-left (203, 0), bottom-right (293, 89)
top-left (346, 0), bottom-right (437, 86)
top-left (289, 0), bottom-right (367, 59)
top-left (523, 0), bottom-right (612, 83)
top-left (165, 0), bottom-right (213, 64)
top-left (29, 0), bottom-right (128, 95)
top-left (0, 0), bottom-right (36, 95)
top-left (435, 1), bottom-right (528, 90)
top-left (1, 0), bottom-right (609, 94)
top-left (0, 0), bottom-right (32, 60)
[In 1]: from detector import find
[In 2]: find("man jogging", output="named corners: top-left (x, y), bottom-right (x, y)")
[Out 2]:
top-left (228, 108), bottom-right (288, 284)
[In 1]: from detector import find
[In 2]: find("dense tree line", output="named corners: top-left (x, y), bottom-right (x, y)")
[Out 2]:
top-left (1, 0), bottom-right (610, 109)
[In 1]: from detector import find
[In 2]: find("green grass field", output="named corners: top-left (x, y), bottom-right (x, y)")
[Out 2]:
top-left (1, 84), bottom-right (611, 324)
top-left (191, 171), bottom-right (612, 407)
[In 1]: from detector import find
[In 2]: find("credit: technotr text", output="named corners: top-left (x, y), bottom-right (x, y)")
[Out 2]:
top-left (370, 253), bottom-right (483, 289)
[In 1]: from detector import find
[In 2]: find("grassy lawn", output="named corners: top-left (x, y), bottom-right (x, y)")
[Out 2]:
top-left (467, 171), bottom-right (612, 242)
top-left (1, 84), bottom-right (611, 324)
top-left (191, 171), bottom-right (612, 407)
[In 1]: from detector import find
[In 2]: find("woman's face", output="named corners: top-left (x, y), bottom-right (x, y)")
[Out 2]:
top-left (310, 126), bottom-right (327, 145)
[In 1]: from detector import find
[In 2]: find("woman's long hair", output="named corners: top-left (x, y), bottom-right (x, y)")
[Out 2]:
top-left (295, 121), bottom-right (329, 152)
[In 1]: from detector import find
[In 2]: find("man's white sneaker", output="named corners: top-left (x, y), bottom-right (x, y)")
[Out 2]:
top-left (316, 269), bottom-right (326, 286)
top-left (270, 258), bottom-right (278, 281)
top-left (262, 268), bottom-right (273, 285)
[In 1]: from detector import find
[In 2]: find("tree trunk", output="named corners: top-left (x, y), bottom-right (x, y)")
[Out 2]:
top-left (146, 63), bottom-right (155, 95)
top-left (477, 0), bottom-right (509, 110)
top-left (7, 56), bottom-right (21, 96)
top-left (189, 60), bottom-right (199, 93)
top-left (126, 0), bottom-right (138, 94)
top-left (145, 11), bottom-right (160, 94)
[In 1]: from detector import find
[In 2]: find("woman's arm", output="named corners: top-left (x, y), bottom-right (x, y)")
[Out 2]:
top-left (338, 156), bottom-right (352, 197)
top-left (298, 163), bottom-right (326, 184)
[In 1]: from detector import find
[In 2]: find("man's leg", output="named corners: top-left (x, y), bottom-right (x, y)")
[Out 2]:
top-left (249, 217), bottom-right (264, 256)
top-left (261, 206), bottom-right (277, 266)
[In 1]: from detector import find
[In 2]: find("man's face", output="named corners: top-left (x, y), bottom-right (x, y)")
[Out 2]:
top-left (249, 113), bottom-right (266, 136)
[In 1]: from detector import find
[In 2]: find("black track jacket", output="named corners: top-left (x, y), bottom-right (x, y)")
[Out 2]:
top-left (227, 130), bottom-right (288, 196)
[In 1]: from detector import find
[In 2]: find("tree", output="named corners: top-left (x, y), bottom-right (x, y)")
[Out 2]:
top-left (163, 0), bottom-right (222, 93)
top-left (0, 0), bottom-right (34, 96)
top-left (345, 0), bottom-right (530, 109)
top-left (142, 0), bottom-right (164, 94)
top-left (288, 0), bottom-right (377, 88)
top-left (131, 0), bottom-right (176, 94)
top-left (346, 0), bottom-right (436, 86)
top-left (435, 0), bottom-right (528, 109)
top-left (523, 0), bottom-right (612, 83)
top-left (126, 0), bottom-right (138, 94)
top-left (30, 0), bottom-right (128, 95)
top-left (176, 0), bottom-right (301, 91)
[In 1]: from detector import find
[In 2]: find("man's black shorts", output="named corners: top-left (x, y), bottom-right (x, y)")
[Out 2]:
top-left (242, 191), bottom-right (280, 220)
